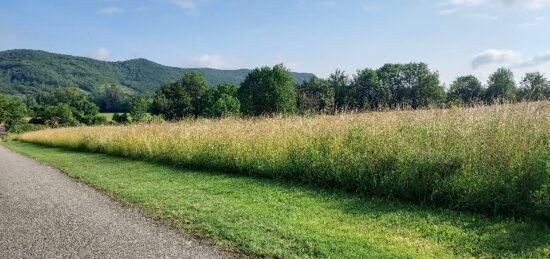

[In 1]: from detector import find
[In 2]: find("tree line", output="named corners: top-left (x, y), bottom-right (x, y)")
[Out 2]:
top-left (1, 63), bottom-right (550, 132)
top-left (151, 63), bottom-right (550, 120)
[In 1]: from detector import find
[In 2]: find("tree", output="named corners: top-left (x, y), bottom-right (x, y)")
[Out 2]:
top-left (0, 94), bottom-right (27, 131)
top-left (238, 64), bottom-right (297, 116)
top-left (485, 68), bottom-right (517, 102)
top-left (203, 83), bottom-right (240, 117)
top-left (351, 68), bottom-right (391, 109)
top-left (403, 63), bottom-right (445, 108)
top-left (449, 75), bottom-right (484, 105)
top-left (181, 71), bottom-right (209, 116)
top-left (297, 76), bottom-right (335, 113)
top-left (377, 64), bottom-right (405, 108)
top-left (152, 71), bottom-right (208, 120)
top-left (329, 69), bottom-right (351, 111)
top-left (99, 84), bottom-right (130, 112)
top-left (49, 104), bottom-right (78, 125)
top-left (30, 87), bottom-right (99, 125)
top-left (519, 72), bottom-right (550, 101)
top-left (377, 63), bottom-right (444, 109)
top-left (129, 95), bottom-right (151, 122)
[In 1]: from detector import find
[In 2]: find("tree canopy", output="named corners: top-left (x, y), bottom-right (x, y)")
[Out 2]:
top-left (0, 94), bottom-right (27, 129)
top-left (129, 95), bottom-right (152, 122)
top-left (203, 83), bottom-right (240, 118)
top-left (449, 75), bottom-right (484, 104)
top-left (152, 71), bottom-right (209, 120)
top-left (519, 72), bottom-right (550, 101)
top-left (28, 87), bottom-right (99, 125)
top-left (297, 76), bottom-right (334, 113)
top-left (486, 68), bottom-right (516, 102)
top-left (238, 64), bottom-right (297, 116)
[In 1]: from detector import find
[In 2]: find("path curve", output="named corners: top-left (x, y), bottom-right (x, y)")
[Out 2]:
top-left (0, 144), bottom-right (234, 258)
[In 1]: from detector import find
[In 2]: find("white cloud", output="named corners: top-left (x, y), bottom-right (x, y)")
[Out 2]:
top-left (168, 0), bottom-right (197, 13)
top-left (515, 52), bottom-right (550, 68)
top-left (524, 0), bottom-right (550, 9)
top-left (439, 8), bottom-right (457, 14)
top-left (188, 54), bottom-right (241, 69)
top-left (446, 0), bottom-right (487, 7)
top-left (90, 48), bottom-right (111, 61)
top-left (440, 0), bottom-right (550, 10)
top-left (276, 61), bottom-right (298, 71)
top-left (471, 50), bottom-right (550, 68)
top-left (518, 16), bottom-right (544, 27)
top-left (471, 49), bottom-right (521, 68)
top-left (99, 7), bottom-right (124, 14)
top-left (363, 3), bottom-right (380, 12)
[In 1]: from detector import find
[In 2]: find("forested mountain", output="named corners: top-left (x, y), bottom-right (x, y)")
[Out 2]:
top-left (0, 49), bottom-right (313, 95)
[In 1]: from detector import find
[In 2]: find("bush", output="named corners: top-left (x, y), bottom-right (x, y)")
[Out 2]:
top-left (112, 113), bottom-right (132, 124)
top-left (8, 123), bottom-right (49, 134)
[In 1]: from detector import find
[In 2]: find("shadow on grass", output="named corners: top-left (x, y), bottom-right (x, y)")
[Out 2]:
top-left (8, 141), bottom-right (550, 257)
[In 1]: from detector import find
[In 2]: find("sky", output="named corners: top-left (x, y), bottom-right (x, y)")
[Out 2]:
top-left (1, 0), bottom-right (550, 85)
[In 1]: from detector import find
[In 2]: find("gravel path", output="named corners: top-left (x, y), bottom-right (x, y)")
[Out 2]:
top-left (0, 145), bottom-right (234, 258)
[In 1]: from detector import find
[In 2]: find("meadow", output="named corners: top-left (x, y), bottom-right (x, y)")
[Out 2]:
top-left (16, 102), bottom-right (550, 220)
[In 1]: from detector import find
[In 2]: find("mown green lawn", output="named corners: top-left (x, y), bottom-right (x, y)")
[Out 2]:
top-left (98, 113), bottom-right (115, 121)
top-left (4, 141), bottom-right (549, 258)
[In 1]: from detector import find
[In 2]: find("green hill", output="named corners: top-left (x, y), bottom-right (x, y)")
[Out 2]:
top-left (0, 49), bottom-right (314, 95)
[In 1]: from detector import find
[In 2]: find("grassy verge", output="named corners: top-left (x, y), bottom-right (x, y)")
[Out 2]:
top-left (16, 103), bottom-right (550, 220)
top-left (4, 141), bottom-right (549, 258)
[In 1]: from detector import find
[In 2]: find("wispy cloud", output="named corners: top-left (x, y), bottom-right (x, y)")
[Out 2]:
top-left (441, 0), bottom-right (550, 9)
top-left (322, 1), bottom-right (336, 7)
top-left (524, 0), bottom-right (550, 9)
top-left (275, 60), bottom-right (298, 71)
top-left (90, 48), bottom-right (111, 61)
top-left (515, 52), bottom-right (550, 68)
top-left (471, 49), bottom-right (521, 68)
top-left (99, 7), bottom-right (124, 15)
top-left (518, 16), bottom-right (544, 27)
top-left (471, 49), bottom-right (550, 69)
top-left (168, 0), bottom-right (198, 14)
top-left (187, 54), bottom-right (241, 69)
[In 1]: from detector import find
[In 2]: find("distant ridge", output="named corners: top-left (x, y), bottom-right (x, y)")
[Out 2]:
top-left (0, 49), bottom-right (314, 95)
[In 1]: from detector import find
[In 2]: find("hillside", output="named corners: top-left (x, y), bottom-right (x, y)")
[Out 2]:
top-left (0, 49), bottom-right (313, 95)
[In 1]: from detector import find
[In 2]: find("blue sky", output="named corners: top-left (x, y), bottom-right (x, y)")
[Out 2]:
top-left (1, 0), bottom-right (549, 84)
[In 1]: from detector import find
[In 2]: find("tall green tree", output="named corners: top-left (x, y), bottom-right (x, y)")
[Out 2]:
top-left (30, 87), bottom-right (99, 124)
top-left (181, 71), bottom-right (209, 116)
top-left (129, 95), bottom-right (151, 122)
top-left (377, 64), bottom-right (405, 108)
top-left (352, 68), bottom-right (391, 109)
top-left (238, 64), bottom-right (296, 116)
top-left (152, 71), bottom-right (208, 120)
top-left (329, 69), bottom-right (351, 111)
top-left (297, 76), bottom-right (335, 113)
top-left (485, 68), bottom-right (517, 102)
top-left (449, 75), bottom-right (484, 105)
top-left (99, 84), bottom-right (130, 112)
top-left (377, 63), bottom-right (444, 109)
top-left (403, 63), bottom-right (445, 108)
top-left (203, 83), bottom-right (240, 117)
top-left (0, 94), bottom-right (27, 130)
top-left (519, 72), bottom-right (550, 101)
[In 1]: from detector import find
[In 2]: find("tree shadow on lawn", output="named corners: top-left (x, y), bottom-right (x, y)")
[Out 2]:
top-left (13, 141), bottom-right (550, 257)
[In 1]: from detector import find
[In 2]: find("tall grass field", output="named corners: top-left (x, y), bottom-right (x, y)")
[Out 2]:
top-left (17, 102), bottom-right (550, 220)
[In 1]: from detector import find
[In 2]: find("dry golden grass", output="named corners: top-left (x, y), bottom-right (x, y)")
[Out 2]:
top-left (18, 101), bottom-right (550, 220)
